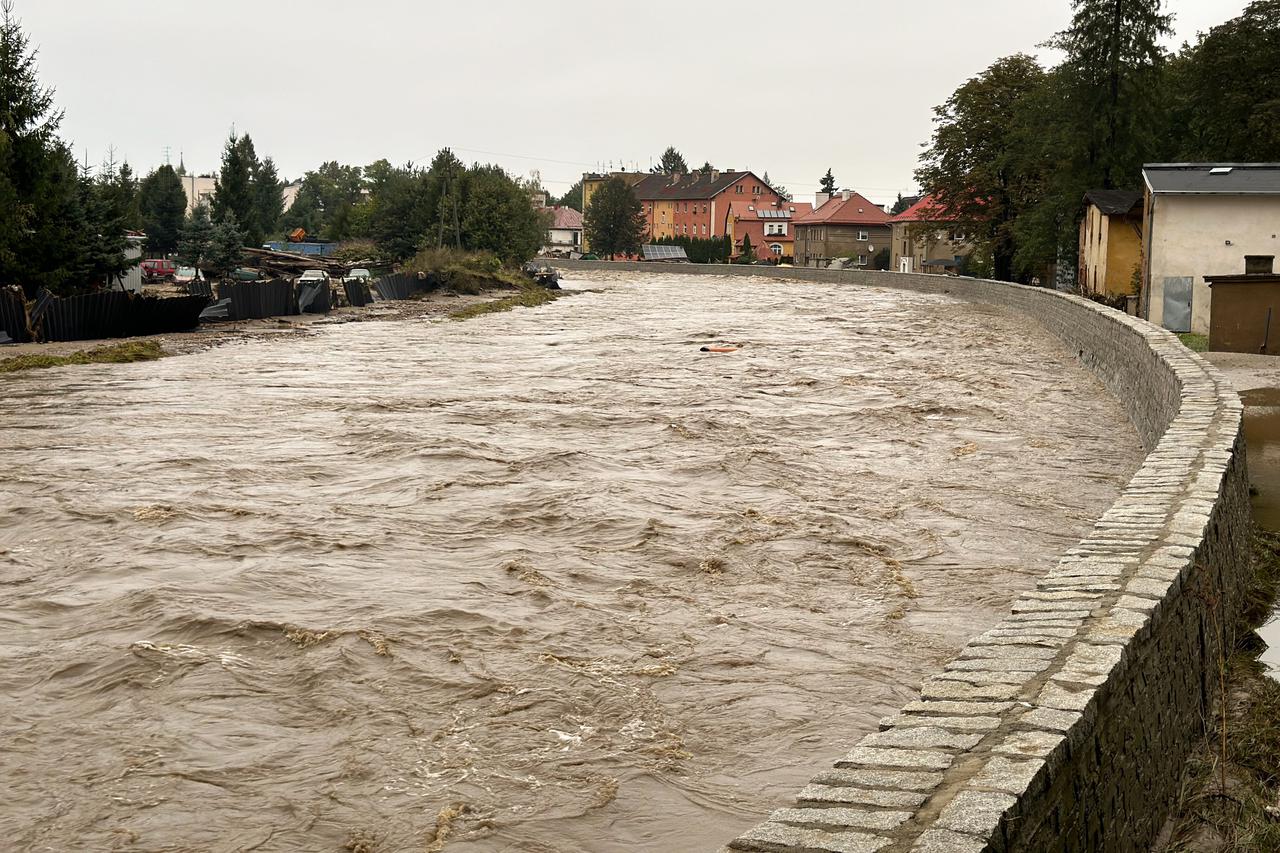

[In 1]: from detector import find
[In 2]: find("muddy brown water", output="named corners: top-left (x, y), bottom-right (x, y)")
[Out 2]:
top-left (0, 273), bottom-right (1141, 852)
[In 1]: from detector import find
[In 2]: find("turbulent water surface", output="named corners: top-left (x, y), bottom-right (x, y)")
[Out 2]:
top-left (0, 273), bottom-right (1142, 852)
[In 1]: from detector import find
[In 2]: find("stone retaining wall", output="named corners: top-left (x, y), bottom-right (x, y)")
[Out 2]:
top-left (554, 261), bottom-right (1251, 853)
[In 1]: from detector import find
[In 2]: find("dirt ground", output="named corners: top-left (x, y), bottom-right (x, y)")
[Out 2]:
top-left (0, 289), bottom-right (510, 362)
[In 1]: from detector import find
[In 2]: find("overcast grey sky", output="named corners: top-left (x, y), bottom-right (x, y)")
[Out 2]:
top-left (21, 0), bottom-right (1244, 206)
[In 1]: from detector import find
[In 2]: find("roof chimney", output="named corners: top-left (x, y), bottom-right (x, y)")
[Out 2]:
top-left (815, 191), bottom-right (831, 208)
top-left (841, 190), bottom-right (850, 201)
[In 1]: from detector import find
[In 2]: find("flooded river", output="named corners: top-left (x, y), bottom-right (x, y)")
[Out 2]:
top-left (0, 273), bottom-right (1141, 852)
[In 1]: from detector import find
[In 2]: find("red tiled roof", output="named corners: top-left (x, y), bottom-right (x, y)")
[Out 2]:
top-left (550, 206), bottom-right (583, 229)
top-left (792, 192), bottom-right (891, 226)
top-left (891, 194), bottom-right (957, 223)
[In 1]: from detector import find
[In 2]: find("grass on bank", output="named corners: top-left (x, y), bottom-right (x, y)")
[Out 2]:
top-left (0, 340), bottom-right (165, 374)
top-left (1179, 333), bottom-right (1210, 353)
top-left (448, 285), bottom-right (562, 321)
top-left (1162, 530), bottom-right (1280, 852)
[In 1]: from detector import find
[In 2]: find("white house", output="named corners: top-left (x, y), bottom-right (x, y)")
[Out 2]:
top-left (1141, 163), bottom-right (1280, 334)
top-left (544, 206), bottom-right (583, 255)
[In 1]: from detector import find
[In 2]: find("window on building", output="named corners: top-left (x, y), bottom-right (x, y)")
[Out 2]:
top-left (856, 255), bottom-right (868, 266)
top-left (857, 230), bottom-right (869, 241)
top-left (770, 243), bottom-right (783, 255)
top-left (701, 224), bottom-right (706, 235)
top-left (736, 185), bottom-right (744, 193)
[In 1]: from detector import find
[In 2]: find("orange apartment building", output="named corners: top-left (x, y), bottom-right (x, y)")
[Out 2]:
top-left (582, 170), bottom-right (783, 251)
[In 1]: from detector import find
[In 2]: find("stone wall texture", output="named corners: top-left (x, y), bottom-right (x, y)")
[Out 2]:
top-left (554, 261), bottom-right (1252, 853)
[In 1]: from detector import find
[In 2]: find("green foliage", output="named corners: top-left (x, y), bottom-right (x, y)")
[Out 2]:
top-left (873, 247), bottom-right (891, 270)
top-left (1165, 1), bottom-right (1280, 161)
top-left (77, 158), bottom-right (135, 288)
top-left (138, 164), bottom-right (186, 255)
top-left (916, 54), bottom-right (1050, 281)
top-left (915, 0), bottom-right (1276, 284)
top-left (652, 146), bottom-right (689, 175)
top-left (281, 160), bottom-right (365, 241)
top-left (254, 156), bottom-right (283, 238)
top-left (555, 179), bottom-right (583, 211)
top-left (448, 284), bottom-right (562, 320)
top-left (0, 339), bottom-right (164, 373)
top-left (211, 133), bottom-right (263, 246)
top-left (207, 213), bottom-right (245, 279)
top-left (737, 233), bottom-right (757, 264)
top-left (819, 168), bottom-right (836, 194)
top-left (890, 193), bottom-right (917, 216)
top-left (461, 165), bottom-right (547, 263)
top-left (583, 176), bottom-right (646, 258)
top-left (404, 246), bottom-right (523, 294)
top-left (177, 204), bottom-right (214, 275)
top-left (0, 0), bottom-right (116, 297)
top-left (655, 234), bottom-right (731, 264)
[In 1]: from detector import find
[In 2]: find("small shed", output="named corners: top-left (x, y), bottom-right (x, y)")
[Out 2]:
top-left (1205, 256), bottom-right (1280, 355)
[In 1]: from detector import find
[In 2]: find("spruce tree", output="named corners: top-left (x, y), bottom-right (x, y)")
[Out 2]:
top-left (254, 156), bottom-right (283, 239)
top-left (820, 169), bottom-right (836, 194)
top-left (207, 213), bottom-right (245, 279)
top-left (652, 146), bottom-right (689, 175)
top-left (0, 0), bottom-right (93, 295)
top-left (211, 132), bottom-right (262, 246)
top-left (139, 164), bottom-right (188, 255)
top-left (178, 204), bottom-right (215, 277)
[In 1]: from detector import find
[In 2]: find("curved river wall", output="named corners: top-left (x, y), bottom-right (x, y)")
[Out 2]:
top-left (558, 261), bottom-right (1251, 853)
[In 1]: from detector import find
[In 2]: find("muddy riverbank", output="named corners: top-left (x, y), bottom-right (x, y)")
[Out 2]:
top-left (0, 272), bottom-right (1142, 852)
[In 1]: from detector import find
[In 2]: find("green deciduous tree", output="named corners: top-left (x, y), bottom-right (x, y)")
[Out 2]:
top-left (652, 146), bottom-right (689, 175)
top-left (461, 165), bottom-right (547, 263)
top-left (916, 54), bottom-right (1048, 282)
top-left (138, 164), bottom-right (187, 255)
top-left (1165, 0), bottom-right (1280, 161)
top-left (584, 176), bottom-right (646, 258)
top-left (555, 179), bottom-right (584, 211)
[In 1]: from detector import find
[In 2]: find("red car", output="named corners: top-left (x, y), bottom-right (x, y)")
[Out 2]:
top-left (141, 259), bottom-right (177, 283)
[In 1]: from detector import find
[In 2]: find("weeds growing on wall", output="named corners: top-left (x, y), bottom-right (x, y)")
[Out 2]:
top-left (1162, 530), bottom-right (1280, 852)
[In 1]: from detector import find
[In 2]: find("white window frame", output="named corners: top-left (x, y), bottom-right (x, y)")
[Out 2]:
top-left (857, 230), bottom-right (869, 241)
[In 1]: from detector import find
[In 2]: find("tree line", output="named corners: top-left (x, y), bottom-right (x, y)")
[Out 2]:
top-left (0, 0), bottom-right (550, 295)
top-left (917, 0), bottom-right (1280, 283)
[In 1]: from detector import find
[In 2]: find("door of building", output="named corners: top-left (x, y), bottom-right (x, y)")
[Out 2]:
top-left (1162, 276), bottom-right (1193, 332)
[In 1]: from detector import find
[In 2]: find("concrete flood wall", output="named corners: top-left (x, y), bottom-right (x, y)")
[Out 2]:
top-left (554, 261), bottom-right (1251, 853)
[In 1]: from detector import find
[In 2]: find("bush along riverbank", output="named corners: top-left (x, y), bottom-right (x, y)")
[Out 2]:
top-left (400, 248), bottom-right (564, 320)
top-left (1159, 529), bottom-right (1280, 852)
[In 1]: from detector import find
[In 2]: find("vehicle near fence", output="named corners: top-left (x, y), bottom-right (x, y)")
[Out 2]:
top-left (173, 266), bottom-right (201, 286)
top-left (344, 268), bottom-right (372, 284)
top-left (298, 269), bottom-right (331, 285)
top-left (141, 259), bottom-right (177, 283)
top-left (231, 268), bottom-right (263, 282)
